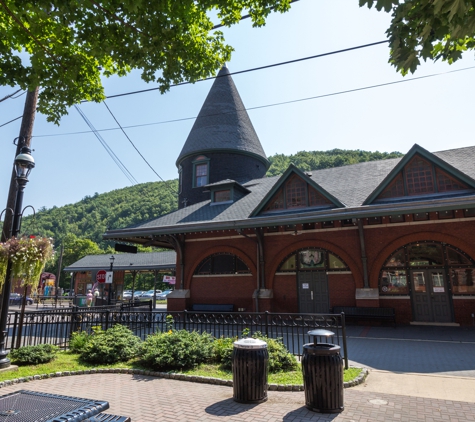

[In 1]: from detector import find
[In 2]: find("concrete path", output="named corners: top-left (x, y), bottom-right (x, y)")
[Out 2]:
top-left (0, 373), bottom-right (474, 421)
top-left (0, 325), bottom-right (474, 421)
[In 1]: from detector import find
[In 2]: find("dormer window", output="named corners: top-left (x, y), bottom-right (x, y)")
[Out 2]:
top-left (207, 179), bottom-right (250, 205)
top-left (193, 155), bottom-right (210, 188)
top-left (214, 190), bottom-right (231, 203)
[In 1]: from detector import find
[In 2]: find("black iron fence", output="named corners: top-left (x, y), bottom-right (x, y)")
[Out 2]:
top-left (5, 309), bottom-right (348, 368)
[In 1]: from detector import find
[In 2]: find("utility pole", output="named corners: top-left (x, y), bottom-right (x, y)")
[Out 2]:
top-left (1, 88), bottom-right (39, 243)
top-left (0, 88), bottom-right (39, 316)
top-left (55, 243), bottom-right (64, 306)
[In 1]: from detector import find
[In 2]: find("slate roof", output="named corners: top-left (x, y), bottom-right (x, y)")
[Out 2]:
top-left (64, 251), bottom-right (176, 272)
top-left (104, 144), bottom-right (475, 241)
top-left (176, 65), bottom-right (269, 167)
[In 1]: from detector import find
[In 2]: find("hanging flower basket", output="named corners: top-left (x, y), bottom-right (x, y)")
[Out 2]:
top-left (0, 237), bottom-right (54, 294)
top-left (0, 242), bottom-right (9, 288)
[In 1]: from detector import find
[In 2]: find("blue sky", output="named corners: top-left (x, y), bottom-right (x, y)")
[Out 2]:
top-left (1, 0), bottom-right (475, 215)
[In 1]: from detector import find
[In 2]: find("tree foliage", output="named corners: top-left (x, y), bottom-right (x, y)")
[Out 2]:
top-left (360, 0), bottom-right (475, 74)
top-left (0, 0), bottom-right (291, 123)
top-left (266, 149), bottom-right (402, 176)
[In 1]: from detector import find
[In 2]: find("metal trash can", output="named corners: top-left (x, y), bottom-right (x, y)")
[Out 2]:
top-left (232, 338), bottom-right (268, 403)
top-left (76, 296), bottom-right (87, 307)
top-left (302, 329), bottom-right (344, 413)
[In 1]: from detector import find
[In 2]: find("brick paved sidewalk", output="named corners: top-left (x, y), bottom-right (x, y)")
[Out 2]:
top-left (0, 373), bottom-right (474, 421)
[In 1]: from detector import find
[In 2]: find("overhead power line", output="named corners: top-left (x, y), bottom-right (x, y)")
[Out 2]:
top-left (74, 105), bottom-right (139, 185)
top-left (1, 39), bottom-right (388, 128)
top-left (0, 115), bottom-right (22, 128)
top-left (0, 89), bottom-right (22, 103)
top-left (103, 101), bottom-right (178, 194)
top-left (104, 40), bottom-right (389, 100)
top-left (34, 64), bottom-right (475, 139)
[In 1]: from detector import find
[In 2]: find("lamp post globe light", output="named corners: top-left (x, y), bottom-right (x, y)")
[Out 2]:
top-left (0, 146), bottom-right (35, 369)
top-left (108, 255), bottom-right (115, 305)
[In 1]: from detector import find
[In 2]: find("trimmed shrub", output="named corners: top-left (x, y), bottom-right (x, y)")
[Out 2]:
top-left (139, 330), bottom-right (214, 370)
top-left (80, 325), bottom-right (141, 364)
top-left (10, 344), bottom-right (58, 365)
top-left (69, 330), bottom-right (91, 354)
top-left (212, 331), bottom-right (298, 373)
top-left (252, 332), bottom-right (298, 372)
top-left (212, 336), bottom-right (235, 369)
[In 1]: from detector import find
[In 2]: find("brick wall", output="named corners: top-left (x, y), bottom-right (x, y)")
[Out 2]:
top-left (173, 217), bottom-right (475, 325)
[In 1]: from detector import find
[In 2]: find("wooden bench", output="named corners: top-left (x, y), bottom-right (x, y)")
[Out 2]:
top-left (333, 306), bottom-right (396, 325)
top-left (191, 304), bottom-right (234, 312)
top-left (91, 413), bottom-right (131, 421)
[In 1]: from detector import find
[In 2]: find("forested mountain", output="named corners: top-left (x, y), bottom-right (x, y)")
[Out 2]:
top-left (22, 179), bottom-right (179, 249)
top-left (9, 149), bottom-right (402, 283)
top-left (266, 149), bottom-right (402, 176)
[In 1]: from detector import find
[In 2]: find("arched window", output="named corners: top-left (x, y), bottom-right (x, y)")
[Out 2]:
top-left (194, 253), bottom-right (251, 275)
top-left (379, 241), bottom-right (475, 295)
top-left (278, 248), bottom-right (349, 272)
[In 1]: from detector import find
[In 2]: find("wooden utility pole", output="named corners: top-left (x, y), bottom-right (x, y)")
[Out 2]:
top-left (1, 88), bottom-right (39, 243)
top-left (0, 88), bottom-right (39, 315)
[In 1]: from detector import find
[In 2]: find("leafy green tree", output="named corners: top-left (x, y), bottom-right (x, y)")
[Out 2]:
top-left (360, 0), bottom-right (475, 74)
top-left (1, 0), bottom-right (291, 123)
top-left (43, 233), bottom-right (107, 288)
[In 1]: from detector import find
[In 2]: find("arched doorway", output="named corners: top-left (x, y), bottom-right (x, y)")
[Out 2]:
top-left (277, 248), bottom-right (349, 313)
top-left (379, 241), bottom-right (475, 323)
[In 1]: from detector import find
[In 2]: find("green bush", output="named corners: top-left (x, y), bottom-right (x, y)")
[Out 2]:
top-left (212, 331), bottom-right (298, 373)
top-left (10, 344), bottom-right (58, 365)
top-left (212, 336), bottom-right (235, 368)
top-left (69, 330), bottom-right (91, 353)
top-left (139, 330), bottom-right (214, 370)
top-left (252, 333), bottom-right (298, 373)
top-left (80, 325), bottom-right (141, 364)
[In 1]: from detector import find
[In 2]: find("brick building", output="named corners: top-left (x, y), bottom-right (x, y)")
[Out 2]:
top-left (104, 66), bottom-right (475, 325)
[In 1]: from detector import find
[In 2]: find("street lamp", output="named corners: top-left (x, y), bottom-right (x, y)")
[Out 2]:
top-left (108, 255), bottom-right (115, 305)
top-left (0, 146), bottom-right (35, 368)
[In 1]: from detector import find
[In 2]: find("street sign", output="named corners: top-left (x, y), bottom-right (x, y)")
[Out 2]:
top-left (163, 275), bottom-right (176, 284)
top-left (96, 270), bottom-right (107, 283)
top-left (106, 271), bottom-right (113, 284)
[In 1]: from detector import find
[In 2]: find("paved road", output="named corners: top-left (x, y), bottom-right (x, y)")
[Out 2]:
top-left (345, 325), bottom-right (475, 377)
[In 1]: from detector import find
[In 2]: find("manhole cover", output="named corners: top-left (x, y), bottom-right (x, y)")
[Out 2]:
top-left (369, 399), bottom-right (388, 405)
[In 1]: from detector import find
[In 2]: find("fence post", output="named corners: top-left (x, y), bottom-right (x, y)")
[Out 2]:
top-left (70, 305), bottom-right (79, 338)
top-left (105, 310), bottom-right (110, 331)
top-left (265, 311), bottom-right (269, 337)
top-left (183, 310), bottom-right (187, 331)
top-left (341, 312), bottom-right (348, 370)
top-left (10, 312), bottom-right (19, 350)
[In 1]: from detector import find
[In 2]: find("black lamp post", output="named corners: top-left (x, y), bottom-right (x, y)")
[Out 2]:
top-left (108, 255), bottom-right (115, 305)
top-left (0, 146), bottom-right (35, 368)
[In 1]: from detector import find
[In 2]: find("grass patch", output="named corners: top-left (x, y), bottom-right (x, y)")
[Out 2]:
top-left (181, 363), bottom-right (361, 385)
top-left (0, 351), bottom-right (361, 386)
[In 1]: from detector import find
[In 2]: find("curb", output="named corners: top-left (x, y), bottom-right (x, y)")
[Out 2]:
top-left (0, 366), bottom-right (368, 391)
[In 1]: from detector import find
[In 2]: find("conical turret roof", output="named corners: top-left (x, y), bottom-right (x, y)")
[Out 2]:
top-left (176, 66), bottom-right (269, 167)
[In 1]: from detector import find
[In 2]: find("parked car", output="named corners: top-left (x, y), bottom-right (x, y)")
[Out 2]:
top-left (141, 290), bottom-right (162, 298)
top-left (156, 290), bottom-right (173, 299)
top-left (9, 293), bottom-right (33, 305)
top-left (133, 291), bottom-right (146, 297)
top-left (121, 290), bottom-right (133, 300)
